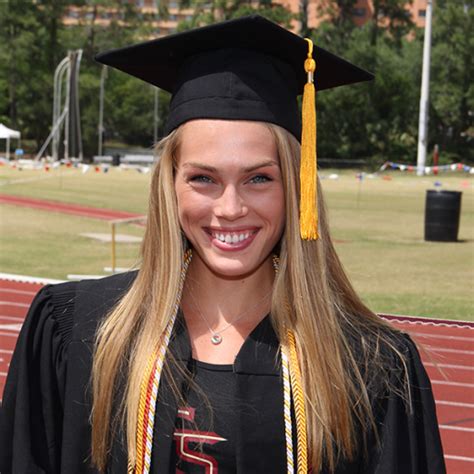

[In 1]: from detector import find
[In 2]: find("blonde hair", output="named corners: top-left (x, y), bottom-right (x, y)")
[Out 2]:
top-left (91, 122), bottom-right (407, 472)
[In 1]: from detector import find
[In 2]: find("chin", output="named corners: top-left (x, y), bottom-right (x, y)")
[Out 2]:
top-left (199, 252), bottom-right (268, 279)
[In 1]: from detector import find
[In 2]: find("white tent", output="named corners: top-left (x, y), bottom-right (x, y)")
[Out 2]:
top-left (0, 123), bottom-right (21, 160)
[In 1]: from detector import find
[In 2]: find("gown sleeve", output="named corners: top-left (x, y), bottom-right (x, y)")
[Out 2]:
top-left (367, 334), bottom-right (446, 474)
top-left (0, 283), bottom-right (76, 474)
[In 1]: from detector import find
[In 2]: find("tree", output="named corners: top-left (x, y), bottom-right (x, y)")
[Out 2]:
top-left (0, 0), bottom-right (61, 146)
top-left (430, 1), bottom-right (473, 162)
top-left (311, 20), bottom-right (422, 164)
top-left (369, 0), bottom-right (414, 47)
top-left (176, 0), bottom-right (294, 30)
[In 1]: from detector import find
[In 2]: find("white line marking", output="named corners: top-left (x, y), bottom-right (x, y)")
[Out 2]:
top-left (445, 454), bottom-right (474, 463)
top-left (436, 400), bottom-right (474, 408)
top-left (0, 273), bottom-right (63, 284)
top-left (0, 315), bottom-right (24, 322)
top-left (0, 288), bottom-right (37, 296)
top-left (440, 425), bottom-right (474, 433)
top-left (0, 331), bottom-right (20, 337)
top-left (0, 371), bottom-right (7, 377)
top-left (0, 323), bottom-right (22, 331)
top-left (425, 362), bottom-right (474, 371)
top-left (432, 380), bottom-right (474, 388)
top-left (0, 302), bottom-right (29, 308)
top-left (427, 346), bottom-right (474, 356)
top-left (0, 349), bottom-right (13, 354)
top-left (412, 332), bottom-right (474, 343)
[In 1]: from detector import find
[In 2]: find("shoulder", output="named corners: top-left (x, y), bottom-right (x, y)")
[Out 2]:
top-left (345, 319), bottom-right (425, 398)
top-left (45, 269), bottom-right (138, 300)
top-left (30, 271), bottom-right (138, 345)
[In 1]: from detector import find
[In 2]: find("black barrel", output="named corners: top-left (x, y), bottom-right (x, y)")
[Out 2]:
top-left (425, 190), bottom-right (462, 242)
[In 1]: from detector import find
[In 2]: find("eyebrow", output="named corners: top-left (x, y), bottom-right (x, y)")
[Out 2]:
top-left (182, 160), bottom-right (278, 173)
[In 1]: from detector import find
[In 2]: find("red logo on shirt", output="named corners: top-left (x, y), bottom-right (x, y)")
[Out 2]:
top-left (174, 407), bottom-right (227, 473)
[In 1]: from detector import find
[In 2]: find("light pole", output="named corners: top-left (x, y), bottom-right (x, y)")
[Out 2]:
top-left (98, 65), bottom-right (108, 156)
top-left (52, 56), bottom-right (70, 160)
top-left (416, 0), bottom-right (433, 176)
top-left (153, 87), bottom-right (159, 144)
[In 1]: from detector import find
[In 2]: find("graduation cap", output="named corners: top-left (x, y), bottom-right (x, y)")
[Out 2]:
top-left (96, 15), bottom-right (373, 240)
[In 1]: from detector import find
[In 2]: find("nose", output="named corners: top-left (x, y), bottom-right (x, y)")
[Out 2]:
top-left (214, 185), bottom-right (248, 220)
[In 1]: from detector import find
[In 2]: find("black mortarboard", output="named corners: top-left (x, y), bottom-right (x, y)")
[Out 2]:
top-left (95, 15), bottom-right (372, 139)
top-left (96, 15), bottom-right (373, 240)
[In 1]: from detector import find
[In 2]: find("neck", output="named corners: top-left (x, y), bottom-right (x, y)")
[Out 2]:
top-left (182, 253), bottom-right (275, 326)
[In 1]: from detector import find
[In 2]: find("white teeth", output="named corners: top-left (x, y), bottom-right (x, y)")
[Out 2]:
top-left (212, 231), bottom-right (253, 244)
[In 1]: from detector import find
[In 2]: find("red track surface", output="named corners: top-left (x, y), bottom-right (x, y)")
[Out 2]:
top-left (0, 193), bottom-right (142, 220)
top-left (1, 279), bottom-right (472, 472)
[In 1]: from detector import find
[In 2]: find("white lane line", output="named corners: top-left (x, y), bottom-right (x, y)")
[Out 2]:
top-left (427, 347), bottom-right (474, 356)
top-left (0, 330), bottom-right (20, 336)
top-left (0, 348), bottom-right (13, 354)
top-left (432, 380), bottom-right (474, 388)
top-left (0, 288), bottom-right (37, 296)
top-left (0, 273), bottom-right (63, 284)
top-left (412, 332), bottom-right (474, 343)
top-left (425, 362), bottom-right (474, 371)
top-left (0, 371), bottom-right (7, 376)
top-left (0, 323), bottom-right (22, 331)
top-left (0, 301), bottom-right (29, 308)
top-left (440, 425), bottom-right (474, 433)
top-left (445, 455), bottom-right (474, 463)
top-left (0, 315), bottom-right (24, 322)
top-left (436, 400), bottom-right (474, 408)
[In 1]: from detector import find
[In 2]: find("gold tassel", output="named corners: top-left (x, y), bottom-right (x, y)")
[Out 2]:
top-left (300, 38), bottom-right (318, 240)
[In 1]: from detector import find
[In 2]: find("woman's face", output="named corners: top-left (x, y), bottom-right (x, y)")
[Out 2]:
top-left (174, 119), bottom-right (285, 278)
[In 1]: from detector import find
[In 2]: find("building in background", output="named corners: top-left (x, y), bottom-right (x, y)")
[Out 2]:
top-left (277, 0), bottom-right (428, 28)
top-left (63, 0), bottom-right (429, 37)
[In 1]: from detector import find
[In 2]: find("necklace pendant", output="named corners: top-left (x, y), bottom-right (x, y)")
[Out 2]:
top-left (211, 334), bottom-right (222, 345)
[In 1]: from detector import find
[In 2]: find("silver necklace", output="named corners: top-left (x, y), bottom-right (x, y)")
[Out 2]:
top-left (188, 289), bottom-right (272, 345)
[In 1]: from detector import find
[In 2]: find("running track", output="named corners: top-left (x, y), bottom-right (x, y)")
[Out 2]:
top-left (0, 278), bottom-right (472, 473)
top-left (1, 195), bottom-right (473, 471)
top-left (0, 194), bottom-right (142, 220)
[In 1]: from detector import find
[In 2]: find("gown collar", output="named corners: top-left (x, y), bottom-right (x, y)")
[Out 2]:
top-left (171, 311), bottom-right (281, 375)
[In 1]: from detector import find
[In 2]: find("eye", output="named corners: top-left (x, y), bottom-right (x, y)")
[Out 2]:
top-left (249, 174), bottom-right (272, 184)
top-left (188, 175), bottom-right (213, 183)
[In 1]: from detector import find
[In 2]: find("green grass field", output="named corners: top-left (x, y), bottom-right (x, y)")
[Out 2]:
top-left (0, 165), bottom-right (472, 320)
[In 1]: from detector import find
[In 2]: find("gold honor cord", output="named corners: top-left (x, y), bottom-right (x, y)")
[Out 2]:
top-left (129, 250), bottom-right (192, 474)
top-left (286, 329), bottom-right (309, 473)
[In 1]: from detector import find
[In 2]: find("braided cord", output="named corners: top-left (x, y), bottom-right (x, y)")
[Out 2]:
top-left (281, 346), bottom-right (295, 473)
top-left (135, 347), bottom-right (158, 473)
top-left (132, 250), bottom-right (192, 474)
top-left (287, 329), bottom-right (308, 473)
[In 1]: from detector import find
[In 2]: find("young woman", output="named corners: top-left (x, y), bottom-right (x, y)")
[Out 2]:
top-left (0, 15), bottom-right (445, 474)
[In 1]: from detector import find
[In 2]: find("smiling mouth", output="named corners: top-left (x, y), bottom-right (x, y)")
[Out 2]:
top-left (207, 229), bottom-right (257, 244)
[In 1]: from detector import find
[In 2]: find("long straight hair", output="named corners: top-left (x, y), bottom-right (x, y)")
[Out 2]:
top-left (91, 122), bottom-right (407, 472)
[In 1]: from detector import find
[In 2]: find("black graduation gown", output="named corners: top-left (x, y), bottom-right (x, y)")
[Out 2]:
top-left (0, 272), bottom-right (446, 473)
